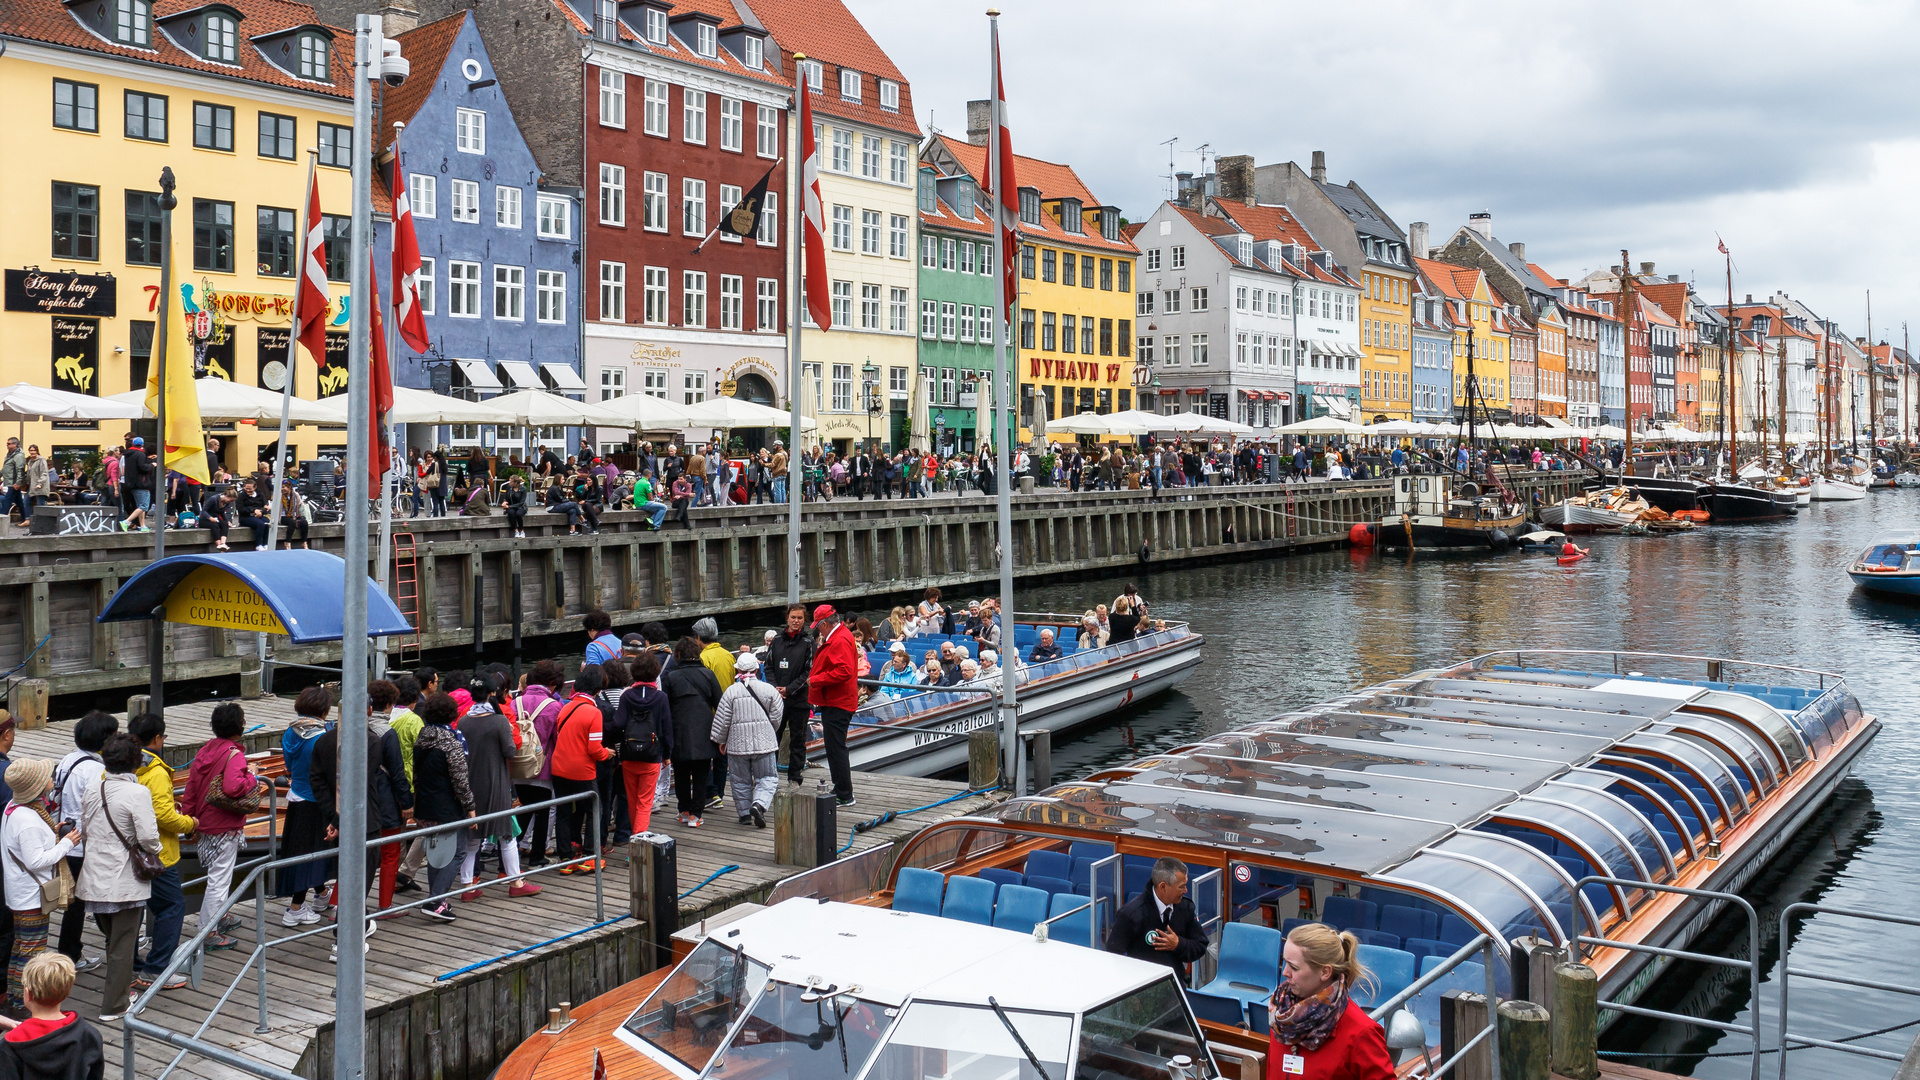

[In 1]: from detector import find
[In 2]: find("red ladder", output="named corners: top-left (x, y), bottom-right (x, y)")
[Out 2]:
top-left (392, 529), bottom-right (421, 663)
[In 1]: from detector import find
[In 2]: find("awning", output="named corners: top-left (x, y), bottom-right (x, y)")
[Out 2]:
top-left (498, 360), bottom-right (542, 390)
top-left (1265, 391), bottom-right (1281, 402)
top-left (541, 363), bottom-right (588, 392)
top-left (97, 551), bottom-right (413, 644)
top-left (1538, 415), bottom-right (1572, 429)
top-left (1186, 387), bottom-right (1209, 395)
top-left (455, 359), bottom-right (503, 391)
top-left (1314, 395), bottom-right (1354, 419)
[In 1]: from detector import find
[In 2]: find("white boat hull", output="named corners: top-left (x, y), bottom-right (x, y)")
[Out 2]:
top-left (1810, 477), bottom-right (1867, 501)
top-left (1540, 499), bottom-right (1639, 533)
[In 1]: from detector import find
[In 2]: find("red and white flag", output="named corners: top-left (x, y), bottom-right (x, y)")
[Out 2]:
top-left (1717, 236), bottom-right (1729, 256)
top-left (367, 248), bottom-right (394, 490)
top-left (797, 77), bottom-right (831, 330)
top-left (989, 22), bottom-right (1020, 315)
top-left (295, 170), bottom-right (330, 363)
top-left (590, 1048), bottom-right (606, 1080)
top-left (390, 127), bottom-right (431, 353)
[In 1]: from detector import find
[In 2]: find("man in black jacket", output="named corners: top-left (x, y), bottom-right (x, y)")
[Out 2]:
top-left (1103, 857), bottom-right (1209, 972)
top-left (235, 479), bottom-right (271, 549)
top-left (762, 603), bottom-right (814, 783)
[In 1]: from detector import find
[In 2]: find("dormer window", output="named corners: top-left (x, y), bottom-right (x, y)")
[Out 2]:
top-left (1018, 188), bottom-right (1040, 227)
top-left (955, 179), bottom-right (974, 220)
top-left (1237, 237), bottom-right (1252, 263)
top-left (115, 0), bottom-right (151, 46)
top-left (879, 79), bottom-right (899, 112)
top-left (205, 13), bottom-right (237, 61)
top-left (743, 35), bottom-right (762, 69)
top-left (1101, 209), bottom-right (1119, 241)
top-left (297, 33), bottom-right (329, 79)
top-left (917, 172), bottom-right (935, 214)
top-left (593, 0), bottom-right (616, 42)
top-left (800, 59), bottom-right (822, 92)
top-left (644, 8), bottom-right (667, 45)
top-left (695, 22), bottom-right (716, 57)
top-left (839, 68), bottom-right (861, 101)
top-left (1059, 197), bottom-right (1082, 234)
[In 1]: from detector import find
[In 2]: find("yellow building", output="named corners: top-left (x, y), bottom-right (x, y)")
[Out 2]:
top-left (1, 0), bottom-right (362, 473)
top-left (1415, 257), bottom-right (1510, 417)
top-left (922, 135), bottom-right (1136, 445)
top-left (1359, 261), bottom-right (1414, 422)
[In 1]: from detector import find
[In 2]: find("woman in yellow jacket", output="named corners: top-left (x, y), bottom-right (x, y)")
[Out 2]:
top-left (130, 713), bottom-right (198, 992)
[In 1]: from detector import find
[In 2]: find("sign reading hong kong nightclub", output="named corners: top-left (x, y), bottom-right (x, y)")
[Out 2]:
top-left (5, 269), bottom-right (117, 318)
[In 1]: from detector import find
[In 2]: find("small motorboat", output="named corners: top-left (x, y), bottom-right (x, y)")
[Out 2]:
top-left (1849, 534), bottom-right (1920, 599)
top-left (1810, 476), bottom-right (1868, 502)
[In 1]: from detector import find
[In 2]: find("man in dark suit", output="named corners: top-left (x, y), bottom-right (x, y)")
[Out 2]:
top-left (1103, 857), bottom-right (1210, 971)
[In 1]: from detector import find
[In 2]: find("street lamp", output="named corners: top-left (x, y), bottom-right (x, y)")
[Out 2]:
top-left (861, 359), bottom-right (879, 451)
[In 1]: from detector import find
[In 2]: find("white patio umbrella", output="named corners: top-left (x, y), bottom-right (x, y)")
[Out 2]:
top-left (0, 383), bottom-right (147, 422)
top-left (682, 395), bottom-right (814, 430)
top-left (106, 378), bottom-right (335, 423)
top-left (1158, 413), bottom-right (1255, 437)
top-left (594, 392), bottom-right (698, 430)
top-left (909, 383), bottom-right (930, 452)
top-left (310, 385), bottom-right (519, 425)
top-left (481, 389), bottom-right (633, 429)
top-left (1592, 424), bottom-right (1629, 440)
top-left (1104, 409), bottom-right (1169, 433)
top-left (1274, 415), bottom-right (1371, 437)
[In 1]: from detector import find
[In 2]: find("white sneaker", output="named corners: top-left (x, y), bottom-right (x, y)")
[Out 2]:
top-left (282, 908), bottom-right (304, 927)
top-left (297, 907), bottom-right (322, 925)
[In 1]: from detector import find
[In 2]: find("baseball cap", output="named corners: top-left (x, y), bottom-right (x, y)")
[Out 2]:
top-left (889, 641), bottom-right (907, 653)
top-left (812, 604), bottom-right (836, 623)
top-left (131, 437), bottom-right (145, 446)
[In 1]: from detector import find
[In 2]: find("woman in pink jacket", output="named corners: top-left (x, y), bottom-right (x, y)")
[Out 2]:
top-left (181, 703), bottom-right (262, 951)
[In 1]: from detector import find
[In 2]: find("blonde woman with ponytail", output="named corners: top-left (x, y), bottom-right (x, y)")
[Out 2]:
top-left (1267, 922), bottom-right (1395, 1079)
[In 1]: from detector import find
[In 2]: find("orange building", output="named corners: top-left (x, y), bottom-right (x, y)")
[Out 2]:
top-left (1638, 280), bottom-right (1699, 429)
top-left (1533, 301), bottom-right (1568, 419)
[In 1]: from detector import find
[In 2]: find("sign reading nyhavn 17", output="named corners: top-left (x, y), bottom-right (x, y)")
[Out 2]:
top-left (5, 269), bottom-right (116, 318)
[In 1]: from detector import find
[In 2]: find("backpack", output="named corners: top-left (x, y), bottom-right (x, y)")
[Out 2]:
top-left (616, 685), bottom-right (664, 764)
top-left (508, 693), bottom-right (556, 779)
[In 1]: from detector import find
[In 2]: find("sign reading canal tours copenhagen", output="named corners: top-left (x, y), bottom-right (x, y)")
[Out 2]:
top-left (161, 564), bottom-right (290, 635)
top-left (5, 269), bottom-right (117, 317)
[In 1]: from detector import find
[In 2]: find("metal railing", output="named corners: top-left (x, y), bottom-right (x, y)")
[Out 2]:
top-left (1365, 933), bottom-right (1502, 1080)
top-left (1467, 648), bottom-right (1843, 691)
top-left (123, 790), bottom-right (604, 1080)
top-left (1035, 895), bottom-right (1104, 949)
top-left (1773, 902), bottom-right (1920, 1076)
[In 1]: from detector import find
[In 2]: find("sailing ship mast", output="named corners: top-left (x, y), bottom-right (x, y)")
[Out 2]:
top-left (1620, 249), bottom-right (1636, 480)
top-left (1866, 291), bottom-right (1875, 456)
top-left (1821, 327), bottom-right (1831, 477)
top-left (1724, 252), bottom-right (1738, 476)
top-left (1776, 338), bottom-right (1788, 472)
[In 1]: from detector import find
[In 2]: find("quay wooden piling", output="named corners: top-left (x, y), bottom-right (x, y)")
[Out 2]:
top-left (1552, 962), bottom-right (1601, 1080)
top-left (1498, 999), bottom-right (1552, 1080)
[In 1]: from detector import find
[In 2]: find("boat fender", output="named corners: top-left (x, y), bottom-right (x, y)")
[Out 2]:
top-left (1138, 542), bottom-right (1151, 565)
top-left (1348, 522), bottom-right (1376, 547)
top-left (1487, 528), bottom-right (1510, 550)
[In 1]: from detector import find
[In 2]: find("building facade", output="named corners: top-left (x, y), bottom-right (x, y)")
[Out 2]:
top-left (1410, 271), bottom-right (1456, 424)
top-left (1, 0), bottom-right (357, 471)
top-left (1415, 259), bottom-right (1509, 420)
top-left (1207, 202), bottom-right (1359, 422)
top-left (1533, 302), bottom-right (1568, 420)
top-left (914, 163), bottom-right (996, 453)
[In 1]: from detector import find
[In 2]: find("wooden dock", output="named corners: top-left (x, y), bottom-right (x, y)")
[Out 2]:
top-left (71, 769), bottom-right (998, 1080)
top-left (11, 693), bottom-right (304, 768)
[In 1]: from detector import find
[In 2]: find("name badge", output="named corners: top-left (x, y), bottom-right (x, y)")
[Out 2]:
top-left (1281, 1054), bottom-right (1305, 1075)
top-left (779, 660), bottom-right (789, 668)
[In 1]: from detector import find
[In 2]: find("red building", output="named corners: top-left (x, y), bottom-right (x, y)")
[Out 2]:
top-left (1594, 289), bottom-right (1655, 430)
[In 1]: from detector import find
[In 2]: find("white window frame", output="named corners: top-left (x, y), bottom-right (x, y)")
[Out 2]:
top-left (860, 209), bottom-right (881, 255)
top-left (959, 242), bottom-right (975, 274)
top-left (978, 305), bottom-right (994, 344)
top-left (744, 35), bottom-right (763, 70)
top-left (450, 179), bottom-right (480, 224)
top-left (493, 264), bottom-right (524, 321)
top-left (756, 277), bottom-right (779, 331)
top-left (599, 367), bottom-right (624, 401)
top-left (643, 8), bottom-right (666, 44)
top-left (940, 302), bottom-right (957, 340)
top-left (800, 59), bottom-right (822, 92)
top-left (1145, 248), bottom-right (1161, 271)
top-left (719, 184), bottom-right (742, 244)
top-left (695, 22), bottom-right (716, 57)
top-left (536, 269), bottom-right (565, 324)
top-left (643, 79), bottom-right (668, 136)
top-left (598, 261), bottom-right (624, 322)
top-left (922, 235), bottom-right (937, 269)
top-left (719, 97), bottom-right (742, 152)
top-left (921, 299), bottom-right (938, 338)
top-left (860, 283), bottom-right (881, 329)
top-left (682, 270), bottom-right (706, 328)
top-left (756, 197), bottom-right (778, 245)
top-left (598, 69), bottom-right (624, 128)
top-left (755, 105), bottom-right (778, 157)
top-left (642, 171), bottom-right (667, 231)
top-left (455, 108), bottom-right (485, 154)
top-left (536, 193), bottom-right (570, 239)
top-left (683, 89), bottom-right (707, 145)
top-left (597, 164), bottom-right (624, 225)
top-left (889, 214), bottom-right (909, 258)
top-left (643, 265), bottom-right (668, 325)
top-left (494, 185), bottom-right (522, 229)
top-left (832, 128), bottom-right (852, 172)
top-left (839, 68), bottom-right (861, 101)
top-left (1170, 245), bottom-right (1186, 270)
top-left (448, 260), bottom-right (481, 318)
top-left (879, 79), bottom-right (899, 112)
top-left (861, 134), bottom-right (881, 179)
top-left (831, 205), bottom-right (852, 251)
top-left (417, 257), bottom-right (434, 315)
top-left (683, 370), bottom-right (706, 405)
top-left (889, 141), bottom-right (910, 185)
top-left (719, 274), bottom-right (742, 330)
top-left (831, 364), bottom-right (852, 411)
top-left (830, 280), bottom-right (852, 328)
top-left (409, 175), bottom-right (436, 218)
top-left (682, 177), bottom-right (706, 235)
top-left (958, 304), bottom-right (975, 343)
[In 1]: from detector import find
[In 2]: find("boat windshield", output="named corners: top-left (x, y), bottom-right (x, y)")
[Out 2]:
top-left (705, 982), bottom-right (889, 1080)
top-left (1075, 975), bottom-right (1219, 1080)
top-left (862, 1002), bottom-right (1073, 1080)
top-left (1686, 692), bottom-right (1806, 771)
top-left (1436, 832), bottom-right (1591, 939)
top-left (1858, 543), bottom-right (1908, 569)
top-left (622, 937), bottom-right (761, 1074)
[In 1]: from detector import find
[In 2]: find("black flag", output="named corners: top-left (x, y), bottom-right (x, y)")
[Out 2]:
top-left (719, 161), bottom-right (779, 239)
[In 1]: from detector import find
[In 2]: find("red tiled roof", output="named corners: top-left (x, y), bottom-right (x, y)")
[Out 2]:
top-left (1173, 205), bottom-right (1236, 239)
top-left (4, 0), bottom-right (353, 98)
top-left (1528, 263), bottom-right (1567, 289)
top-left (1413, 256), bottom-right (1482, 302)
top-left (929, 134), bottom-right (1135, 255)
top-left (549, 0), bottom-right (787, 90)
top-left (375, 12), bottom-right (465, 155)
top-left (919, 180), bottom-right (992, 238)
top-left (1121, 222), bottom-right (1144, 241)
top-left (1209, 201), bottom-right (1356, 285)
top-left (744, 0), bottom-right (920, 137)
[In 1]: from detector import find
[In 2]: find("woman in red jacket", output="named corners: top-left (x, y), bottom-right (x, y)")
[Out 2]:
top-left (1267, 923), bottom-right (1396, 1080)
top-left (805, 605), bottom-right (859, 806)
top-left (549, 665), bottom-right (614, 872)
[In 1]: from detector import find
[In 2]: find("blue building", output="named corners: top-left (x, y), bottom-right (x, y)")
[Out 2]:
top-left (1410, 270), bottom-right (1456, 425)
top-left (374, 12), bottom-right (584, 461)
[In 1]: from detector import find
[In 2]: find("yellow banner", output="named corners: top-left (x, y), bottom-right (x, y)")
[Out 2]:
top-left (161, 565), bottom-right (289, 635)
top-left (146, 247), bottom-right (212, 485)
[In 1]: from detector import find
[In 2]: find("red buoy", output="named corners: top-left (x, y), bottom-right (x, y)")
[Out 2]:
top-left (1349, 522), bottom-right (1376, 547)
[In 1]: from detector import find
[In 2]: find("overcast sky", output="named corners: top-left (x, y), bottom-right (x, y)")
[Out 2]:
top-left (848, 0), bottom-right (1920, 344)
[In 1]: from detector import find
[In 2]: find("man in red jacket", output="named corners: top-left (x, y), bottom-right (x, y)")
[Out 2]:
top-left (806, 604), bottom-right (859, 806)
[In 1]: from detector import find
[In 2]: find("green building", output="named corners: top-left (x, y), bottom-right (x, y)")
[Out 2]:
top-left (916, 164), bottom-right (1002, 453)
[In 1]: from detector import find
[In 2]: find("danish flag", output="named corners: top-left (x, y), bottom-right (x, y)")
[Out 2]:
top-left (294, 171), bottom-right (330, 363)
top-left (798, 78), bottom-right (830, 330)
top-left (989, 25), bottom-right (1020, 314)
top-left (390, 126), bottom-right (430, 353)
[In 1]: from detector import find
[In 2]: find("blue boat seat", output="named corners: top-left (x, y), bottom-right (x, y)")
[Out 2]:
top-left (1380, 905), bottom-right (1439, 943)
top-left (1196, 923), bottom-right (1284, 1007)
top-left (942, 875), bottom-right (998, 926)
top-left (1438, 914), bottom-right (1478, 947)
top-left (979, 868), bottom-right (1024, 890)
top-left (1047, 891), bottom-right (1097, 947)
top-left (1069, 841), bottom-right (1115, 864)
top-left (993, 884), bottom-right (1050, 934)
top-left (1026, 875), bottom-right (1074, 899)
top-left (1353, 945), bottom-right (1416, 1010)
top-left (1403, 937), bottom-right (1455, 966)
top-left (1248, 1005), bottom-right (1270, 1036)
top-left (1025, 850), bottom-right (1072, 880)
top-left (1184, 988), bottom-right (1247, 1027)
top-left (1281, 918), bottom-right (1313, 937)
top-left (1353, 929), bottom-right (1401, 949)
top-left (1322, 896), bottom-right (1377, 932)
top-left (892, 867), bottom-right (944, 916)
top-left (1410, 959), bottom-right (1487, 1045)
top-left (1122, 861), bottom-right (1153, 902)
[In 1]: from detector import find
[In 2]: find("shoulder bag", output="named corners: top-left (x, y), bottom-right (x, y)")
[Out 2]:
top-left (204, 745), bottom-right (270, 815)
top-left (101, 781), bottom-right (164, 882)
top-left (3, 806), bottom-right (71, 913)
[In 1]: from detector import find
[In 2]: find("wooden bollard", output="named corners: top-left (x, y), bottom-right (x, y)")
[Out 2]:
top-left (1497, 999), bottom-right (1551, 1080)
top-left (772, 782), bottom-right (836, 867)
top-left (967, 727), bottom-right (999, 790)
top-left (126, 694), bottom-right (152, 721)
top-left (8, 680), bottom-right (47, 730)
top-left (1551, 962), bottom-right (1600, 1080)
top-left (1441, 991), bottom-right (1491, 1080)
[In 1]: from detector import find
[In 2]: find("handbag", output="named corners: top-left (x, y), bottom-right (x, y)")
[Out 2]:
top-left (204, 746), bottom-right (269, 815)
top-left (100, 780), bottom-right (165, 883)
top-left (3, 806), bottom-right (71, 914)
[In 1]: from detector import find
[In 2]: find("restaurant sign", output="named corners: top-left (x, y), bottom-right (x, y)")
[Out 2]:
top-left (5, 269), bottom-right (116, 318)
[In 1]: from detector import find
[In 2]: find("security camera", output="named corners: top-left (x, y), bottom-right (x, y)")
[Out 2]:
top-left (378, 38), bottom-right (409, 87)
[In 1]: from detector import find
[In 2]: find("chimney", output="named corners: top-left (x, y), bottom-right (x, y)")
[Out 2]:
top-left (1217, 155), bottom-right (1256, 206)
top-left (1408, 222), bottom-right (1429, 259)
top-left (1468, 211), bottom-right (1492, 239)
top-left (1310, 150), bottom-right (1327, 183)
top-left (1668, 274), bottom-right (1679, 282)
top-left (1175, 171), bottom-right (1196, 209)
top-left (1639, 261), bottom-right (1655, 276)
top-left (1508, 241), bottom-right (1526, 261)
top-left (966, 100), bottom-right (991, 146)
top-left (380, 0), bottom-right (418, 35)
top-left (1746, 294), bottom-right (1752, 303)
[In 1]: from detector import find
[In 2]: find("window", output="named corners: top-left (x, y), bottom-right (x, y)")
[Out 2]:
top-left (417, 257), bottom-right (434, 315)
top-left (188, 198), bottom-right (234, 271)
top-left (957, 242), bottom-right (975, 275)
top-left (296, 33), bottom-right (328, 79)
top-left (599, 262), bottom-right (625, 321)
top-left (1170, 245), bottom-right (1186, 270)
top-left (756, 197), bottom-right (778, 244)
top-left (683, 89), bottom-right (706, 144)
top-left (410, 174), bottom-right (437, 217)
top-left (831, 205), bottom-right (852, 250)
top-left (979, 245), bottom-right (992, 276)
top-left (256, 206), bottom-right (295, 276)
top-left (125, 91), bottom-right (166, 142)
top-left (756, 278), bottom-right (779, 330)
top-left (317, 122), bottom-right (350, 167)
top-left (455, 108), bottom-right (485, 153)
top-left (1118, 262), bottom-right (1130, 292)
top-left (1020, 309), bottom-right (1036, 349)
top-left (1061, 252), bottom-right (1076, 287)
top-left (1041, 312), bottom-right (1056, 351)
top-left (695, 22), bottom-right (716, 57)
top-left (1082, 256), bottom-right (1096, 288)
top-left (599, 69), bottom-right (624, 127)
top-left (254, 112), bottom-right (297, 159)
top-left (756, 105), bottom-right (778, 157)
top-left (719, 275), bottom-right (742, 329)
top-left (1100, 318), bottom-right (1114, 356)
top-left (717, 184), bottom-right (742, 242)
top-left (889, 214), bottom-right (909, 258)
top-left (493, 265), bottom-right (524, 320)
top-left (889, 141), bottom-right (911, 185)
top-left (1236, 286), bottom-right (1248, 311)
top-left (451, 179), bottom-right (480, 223)
top-left (600, 367), bottom-right (624, 401)
top-left (682, 178), bottom-right (706, 234)
top-left (1164, 289), bottom-right (1180, 313)
top-left (683, 371), bottom-right (706, 405)
top-left (495, 186), bottom-right (522, 228)
top-left (1137, 336), bottom-right (1153, 363)
top-left (840, 68), bottom-right (861, 101)
top-left (641, 171), bottom-right (666, 230)
top-left (830, 280), bottom-right (852, 328)
top-left (682, 270), bottom-right (706, 327)
top-left (860, 209), bottom-right (881, 254)
top-left (599, 164), bottom-right (625, 225)
top-left (1020, 188), bottom-right (1041, 225)
top-left (744, 35), bottom-right (763, 70)
top-left (114, 189), bottom-right (168, 270)
top-left (922, 235), bottom-right (938, 269)
top-left (799, 59), bottom-right (822, 92)
top-left (447, 260), bottom-right (481, 317)
top-left (1191, 287), bottom-right (1209, 311)
top-left (643, 80), bottom-right (668, 136)
top-left (54, 80), bottom-right (98, 132)
top-left (831, 364), bottom-right (853, 411)
top-left (1137, 291), bottom-right (1154, 316)
top-left (314, 212), bottom-right (347, 280)
top-left (832, 128), bottom-right (851, 172)
top-left (1163, 335), bottom-right (1181, 365)
top-left (1041, 248), bottom-right (1056, 283)
top-left (537, 193), bottom-right (569, 238)
top-left (861, 134), bottom-right (881, 179)
top-left (921, 300), bottom-right (938, 338)
top-left (1191, 333), bottom-right (1210, 364)
top-left (1099, 259), bottom-right (1114, 291)
top-left (958, 304), bottom-right (974, 343)
top-left (719, 97), bottom-right (742, 151)
top-left (1144, 248), bottom-right (1162, 272)
top-left (1021, 244), bottom-right (1035, 279)
top-left (642, 370), bottom-right (667, 398)
top-left (978, 305), bottom-right (995, 344)
top-left (1061, 314), bottom-right (1075, 353)
top-left (860, 283), bottom-right (881, 328)
top-left (1082, 317), bottom-right (1095, 354)
top-left (52, 183), bottom-right (99, 261)
top-left (1118, 318), bottom-right (1130, 356)
top-left (643, 7), bottom-right (666, 44)
top-left (114, 0), bottom-right (150, 45)
top-left (941, 238), bottom-right (956, 271)
top-left (643, 266), bottom-right (668, 324)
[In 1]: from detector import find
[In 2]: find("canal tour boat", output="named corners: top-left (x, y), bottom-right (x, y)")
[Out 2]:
top-left (1848, 533), bottom-right (1920, 599)
top-left (1377, 474), bottom-right (1527, 551)
top-left (804, 614), bottom-right (1205, 776)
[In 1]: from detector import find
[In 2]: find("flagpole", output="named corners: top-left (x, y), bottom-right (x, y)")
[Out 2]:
top-left (375, 122), bottom-right (407, 681)
top-left (786, 59), bottom-right (806, 604)
top-left (987, 9), bottom-right (1020, 787)
top-left (149, 167), bottom-right (177, 714)
top-left (267, 151), bottom-right (318, 554)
